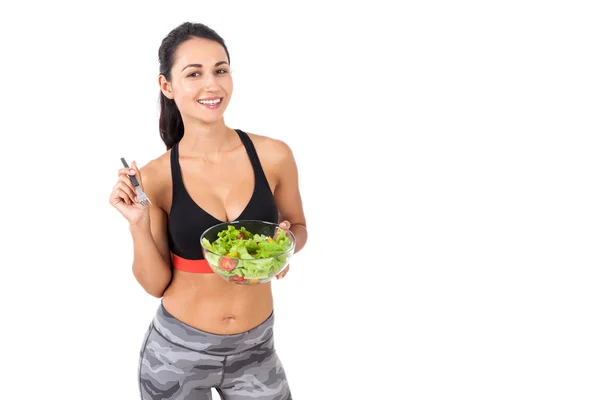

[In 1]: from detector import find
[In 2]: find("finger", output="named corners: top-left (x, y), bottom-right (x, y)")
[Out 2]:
top-left (111, 188), bottom-right (133, 207)
top-left (131, 160), bottom-right (144, 189)
top-left (118, 174), bottom-right (136, 194)
top-left (279, 221), bottom-right (290, 229)
top-left (113, 181), bottom-right (136, 203)
top-left (117, 166), bottom-right (139, 197)
top-left (111, 186), bottom-right (134, 206)
top-left (118, 167), bottom-right (137, 178)
top-left (276, 266), bottom-right (290, 279)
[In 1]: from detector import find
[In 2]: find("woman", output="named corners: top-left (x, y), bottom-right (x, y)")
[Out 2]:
top-left (109, 22), bottom-right (307, 400)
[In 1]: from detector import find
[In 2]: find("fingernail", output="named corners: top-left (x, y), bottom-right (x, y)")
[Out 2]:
top-left (130, 169), bottom-right (135, 174)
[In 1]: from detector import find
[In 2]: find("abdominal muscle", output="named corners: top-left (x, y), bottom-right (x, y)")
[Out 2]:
top-left (161, 270), bottom-right (275, 335)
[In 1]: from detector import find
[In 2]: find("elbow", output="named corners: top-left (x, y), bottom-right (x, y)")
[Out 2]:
top-left (146, 287), bottom-right (166, 298)
top-left (140, 280), bottom-right (168, 298)
top-left (132, 266), bottom-right (170, 299)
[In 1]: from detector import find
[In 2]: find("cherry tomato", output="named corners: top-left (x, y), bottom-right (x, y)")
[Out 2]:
top-left (229, 275), bottom-right (247, 283)
top-left (219, 257), bottom-right (237, 272)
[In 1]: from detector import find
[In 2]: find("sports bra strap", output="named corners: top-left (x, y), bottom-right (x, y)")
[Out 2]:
top-left (170, 142), bottom-right (185, 198)
top-left (235, 129), bottom-right (271, 189)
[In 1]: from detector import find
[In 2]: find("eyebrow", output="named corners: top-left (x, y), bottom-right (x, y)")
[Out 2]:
top-left (181, 61), bottom-right (229, 71)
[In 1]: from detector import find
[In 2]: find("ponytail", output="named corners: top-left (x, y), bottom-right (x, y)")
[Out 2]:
top-left (158, 92), bottom-right (183, 150)
top-left (157, 22), bottom-right (230, 150)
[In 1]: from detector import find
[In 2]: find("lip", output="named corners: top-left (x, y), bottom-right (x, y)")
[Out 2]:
top-left (197, 97), bottom-right (224, 109)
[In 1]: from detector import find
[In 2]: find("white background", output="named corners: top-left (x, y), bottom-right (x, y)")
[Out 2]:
top-left (1, 1), bottom-right (599, 399)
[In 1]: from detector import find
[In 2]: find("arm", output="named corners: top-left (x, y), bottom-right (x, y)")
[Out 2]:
top-left (129, 162), bottom-right (172, 298)
top-left (272, 140), bottom-right (308, 253)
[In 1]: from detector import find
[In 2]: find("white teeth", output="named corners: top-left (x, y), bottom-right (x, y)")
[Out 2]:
top-left (198, 98), bottom-right (222, 105)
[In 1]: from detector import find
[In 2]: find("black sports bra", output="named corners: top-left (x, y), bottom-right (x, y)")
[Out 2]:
top-left (167, 129), bottom-right (279, 263)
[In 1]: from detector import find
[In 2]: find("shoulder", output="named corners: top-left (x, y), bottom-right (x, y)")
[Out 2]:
top-left (246, 131), bottom-right (294, 166)
top-left (139, 150), bottom-right (171, 195)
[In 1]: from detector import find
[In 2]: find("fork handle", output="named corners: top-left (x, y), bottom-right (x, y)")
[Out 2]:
top-left (120, 157), bottom-right (141, 187)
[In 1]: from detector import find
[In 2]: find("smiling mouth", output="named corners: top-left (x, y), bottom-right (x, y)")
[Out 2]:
top-left (198, 98), bottom-right (223, 105)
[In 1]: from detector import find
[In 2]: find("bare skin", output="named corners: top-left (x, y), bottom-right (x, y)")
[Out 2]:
top-left (109, 37), bottom-right (307, 334)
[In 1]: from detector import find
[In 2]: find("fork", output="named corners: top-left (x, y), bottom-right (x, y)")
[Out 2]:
top-left (120, 158), bottom-right (152, 207)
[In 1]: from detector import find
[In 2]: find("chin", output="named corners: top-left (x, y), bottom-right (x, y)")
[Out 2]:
top-left (197, 113), bottom-right (226, 124)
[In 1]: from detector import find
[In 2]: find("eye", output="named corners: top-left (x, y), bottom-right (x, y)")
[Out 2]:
top-left (216, 69), bottom-right (229, 75)
top-left (187, 72), bottom-right (201, 78)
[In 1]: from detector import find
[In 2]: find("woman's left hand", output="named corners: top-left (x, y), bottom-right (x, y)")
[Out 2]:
top-left (276, 220), bottom-right (291, 279)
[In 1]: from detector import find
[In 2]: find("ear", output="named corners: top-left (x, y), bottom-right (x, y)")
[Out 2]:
top-left (158, 75), bottom-right (174, 99)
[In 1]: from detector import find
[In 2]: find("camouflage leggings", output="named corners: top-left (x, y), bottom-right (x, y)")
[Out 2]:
top-left (138, 303), bottom-right (292, 399)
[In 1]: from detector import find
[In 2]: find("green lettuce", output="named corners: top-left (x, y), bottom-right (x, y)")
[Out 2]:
top-left (201, 225), bottom-right (292, 281)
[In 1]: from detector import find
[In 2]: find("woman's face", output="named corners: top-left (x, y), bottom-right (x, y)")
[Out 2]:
top-left (160, 37), bottom-right (233, 125)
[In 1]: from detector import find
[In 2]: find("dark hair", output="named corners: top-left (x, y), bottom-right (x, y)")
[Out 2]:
top-left (158, 22), bottom-right (231, 150)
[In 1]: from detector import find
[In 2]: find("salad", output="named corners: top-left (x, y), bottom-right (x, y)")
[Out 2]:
top-left (201, 225), bottom-right (293, 282)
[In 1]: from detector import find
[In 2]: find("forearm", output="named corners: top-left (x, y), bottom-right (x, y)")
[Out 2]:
top-left (289, 223), bottom-right (307, 253)
top-left (130, 224), bottom-right (172, 297)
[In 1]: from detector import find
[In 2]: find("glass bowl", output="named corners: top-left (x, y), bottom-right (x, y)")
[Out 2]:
top-left (200, 220), bottom-right (296, 285)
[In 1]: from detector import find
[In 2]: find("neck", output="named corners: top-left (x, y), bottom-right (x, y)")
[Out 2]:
top-left (178, 117), bottom-right (238, 156)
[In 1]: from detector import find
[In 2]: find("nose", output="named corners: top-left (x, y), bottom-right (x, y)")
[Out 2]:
top-left (201, 73), bottom-right (219, 91)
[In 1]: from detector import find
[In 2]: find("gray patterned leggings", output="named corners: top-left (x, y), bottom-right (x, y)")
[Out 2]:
top-left (138, 303), bottom-right (292, 399)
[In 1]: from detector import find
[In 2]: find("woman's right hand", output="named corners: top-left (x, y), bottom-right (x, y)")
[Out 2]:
top-left (109, 161), bottom-right (149, 226)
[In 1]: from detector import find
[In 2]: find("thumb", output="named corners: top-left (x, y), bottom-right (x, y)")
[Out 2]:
top-left (279, 220), bottom-right (290, 229)
top-left (132, 161), bottom-right (144, 188)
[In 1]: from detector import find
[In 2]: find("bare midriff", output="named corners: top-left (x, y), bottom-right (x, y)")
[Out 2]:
top-left (161, 270), bottom-right (274, 335)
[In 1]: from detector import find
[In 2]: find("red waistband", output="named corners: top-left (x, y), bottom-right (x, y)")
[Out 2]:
top-left (171, 253), bottom-right (214, 273)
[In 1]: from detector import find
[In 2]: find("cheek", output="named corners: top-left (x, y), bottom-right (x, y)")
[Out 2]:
top-left (180, 83), bottom-right (196, 95)
top-left (172, 85), bottom-right (197, 109)
top-left (221, 78), bottom-right (233, 94)
top-left (171, 79), bottom-right (196, 97)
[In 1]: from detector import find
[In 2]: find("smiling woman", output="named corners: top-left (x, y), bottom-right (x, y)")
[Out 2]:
top-left (108, 22), bottom-right (307, 400)
top-left (157, 30), bottom-right (234, 149)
